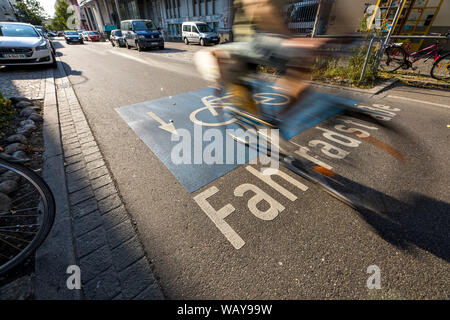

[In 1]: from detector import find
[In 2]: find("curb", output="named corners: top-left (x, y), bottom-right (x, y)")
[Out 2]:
top-left (394, 77), bottom-right (450, 90)
top-left (35, 69), bottom-right (81, 299)
top-left (308, 78), bottom-right (399, 96)
top-left (34, 58), bottom-right (165, 300)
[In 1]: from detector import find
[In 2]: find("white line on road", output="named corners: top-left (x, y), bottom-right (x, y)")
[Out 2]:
top-left (387, 95), bottom-right (450, 110)
top-left (107, 49), bottom-right (201, 79)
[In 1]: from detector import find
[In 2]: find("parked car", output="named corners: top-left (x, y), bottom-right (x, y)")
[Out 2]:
top-left (121, 19), bottom-right (164, 51)
top-left (47, 31), bottom-right (57, 37)
top-left (110, 29), bottom-right (125, 47)
top-left (182, 21), bottom-right (219, 46)
top-left (64, 30), bottom-right (84, 44)
top-left (0, 22), bottom-right (57, 68)
top-left (85, 31), bottom-right (100, 41)
top-left (34, 25), bottom-right (55, 55)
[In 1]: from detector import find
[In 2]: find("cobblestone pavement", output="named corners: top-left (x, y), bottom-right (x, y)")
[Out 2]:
top-left (0, 67), bottom-right (50, 100)
top-left (45, 60), bottom-right (164, 299)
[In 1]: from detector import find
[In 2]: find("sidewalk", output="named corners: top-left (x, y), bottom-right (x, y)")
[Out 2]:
top-left (1, 63), bottom-right (164, 299)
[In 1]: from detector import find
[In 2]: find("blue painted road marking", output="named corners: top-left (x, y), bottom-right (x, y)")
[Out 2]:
top-left (116, 84), bottom-right (359, 193)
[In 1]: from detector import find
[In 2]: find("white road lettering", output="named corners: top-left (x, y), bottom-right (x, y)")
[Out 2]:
top-left (193, 186), bottom-right (244, 249)
top-left (308, 140), bottom-right (350, 159)
top-left (234, 183), bottom-right (285, 220)
top-left (246, 166), bottom-right (308, 201)
top-left (315, 127), bottom-right (361, 147)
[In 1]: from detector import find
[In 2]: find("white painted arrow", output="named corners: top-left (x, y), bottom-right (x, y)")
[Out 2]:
top-left (147, 112), bottom-right (178, 135)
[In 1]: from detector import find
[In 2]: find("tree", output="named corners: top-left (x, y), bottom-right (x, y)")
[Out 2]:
top-left (49, 0), bottom-right (75, 31)
top-left (14, 0), bottom-right (48, 26)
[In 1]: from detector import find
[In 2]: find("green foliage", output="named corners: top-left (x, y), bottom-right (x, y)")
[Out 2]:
top-left (14, 0), bottom-right (47, 26)
top-left (0, 92), bottom-right (13, 130)
top-left (313, 43), bottom-right (380, 87)
top-left (49, 0), bottom-right (73, 31)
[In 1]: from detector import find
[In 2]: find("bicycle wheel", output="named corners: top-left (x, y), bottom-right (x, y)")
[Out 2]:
top-left (0, 159), bottom-right (55, 276)
top-left (380, 46), bottom-right (406, 72)
top-left (431, 53), bottom-right (450, 81)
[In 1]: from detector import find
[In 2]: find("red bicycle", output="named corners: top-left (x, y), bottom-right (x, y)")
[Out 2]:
top-left (380, 33), bottom-right (450, 81)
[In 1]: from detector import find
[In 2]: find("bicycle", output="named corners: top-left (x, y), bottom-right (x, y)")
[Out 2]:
top-left (0, 158), bottom-right (55, 276)
top-left (380, 33), bottom-right (450, 81)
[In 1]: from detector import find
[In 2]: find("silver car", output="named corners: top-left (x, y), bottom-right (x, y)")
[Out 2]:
top-left (0, 22), bottom-right (57, 68)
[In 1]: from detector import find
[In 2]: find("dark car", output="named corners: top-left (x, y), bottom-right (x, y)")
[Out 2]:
top-left (121, 19), bottom-right (164, 51)
top-left (64, 30), bottom-right (84, 44)
top-left (110, 29), bottom-right (124, 47)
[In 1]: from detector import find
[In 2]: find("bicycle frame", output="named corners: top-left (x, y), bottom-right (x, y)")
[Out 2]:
top-left (403, 41), bottom-right (441, 64)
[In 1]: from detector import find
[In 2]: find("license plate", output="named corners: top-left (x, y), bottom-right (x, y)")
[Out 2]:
top-left (150, 42), bottom-right (159, 46)
top-left (2, 54), bottom-right (26, 59)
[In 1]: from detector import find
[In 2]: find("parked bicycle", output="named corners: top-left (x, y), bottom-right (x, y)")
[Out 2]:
top-left (0, 158), bottom-right (55, 276)
top-left (380, 33), bottom-right (450, 81)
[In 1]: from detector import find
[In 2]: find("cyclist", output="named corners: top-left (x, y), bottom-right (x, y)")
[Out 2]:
top-left (207, 0), bottom-right (333, 125)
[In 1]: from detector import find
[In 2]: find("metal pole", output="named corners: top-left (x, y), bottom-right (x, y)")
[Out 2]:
top-left (359, 36), bottom-right (375, 83)
top-left (375, 0), bottom-right (407, 72)
top-left (311, 0), bottom-right (323, 37)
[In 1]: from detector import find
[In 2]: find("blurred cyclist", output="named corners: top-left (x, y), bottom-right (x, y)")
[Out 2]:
top-left (208, 0), bottom-right (333, 124)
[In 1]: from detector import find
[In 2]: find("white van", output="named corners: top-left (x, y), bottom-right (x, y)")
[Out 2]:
top-left (182, 21), bottom-right (219, 46)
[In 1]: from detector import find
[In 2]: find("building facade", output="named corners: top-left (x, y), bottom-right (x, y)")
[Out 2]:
top-left (0, 0), bottom-right (18, 22)
top-left (78, 0), bottom-right (233, 40)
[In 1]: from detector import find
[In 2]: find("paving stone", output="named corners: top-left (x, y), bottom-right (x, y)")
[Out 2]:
top-left (83, 267), bottom-right (121, 300)
top-left (69, 186), bottom-right (94, 206)
top-left (111, 237), bottom-right (145, 272)
top-left (73, 209), bottom-right (103, 237)
top-left (94, 183), bottom-right (117, 202)
top-left (67, 176), bottom-right (90, 194)
top-left (71, 197), bottom-right (98, 219)
top-left (76, 226), bottom-right (108, 258)
top-left (86, 159), bottom-right (105, 171)
top-left (84, 151), bottom-right (102, 163)
top-left (106, 219), bottom-right (135, 249)
top-left (98, 193), bottom-right (122, 214)
top-left (91, 174), bottom-right (113, 191)
top-left (82, 145), bottom-right (100, 156)
top-left (88, 165), bottom-right (109, 180)
top-left (65, 153), bottom-right (84, 165)
top-left (133, 283), bottom-right (164, 300)
top-left (119, 257), bottom-right (157, 299)
top-left (101, 205), bottom-right (128, 230)
top-left (65, 161), bottom-right (86, 174)
top-left (78, 245), bottom-right (114, 284)
top-left (63, 146), bottom-right (82, 157)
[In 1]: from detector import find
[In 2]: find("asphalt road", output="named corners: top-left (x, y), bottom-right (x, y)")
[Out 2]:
top-left (54, 38), bottom-right (449, 299)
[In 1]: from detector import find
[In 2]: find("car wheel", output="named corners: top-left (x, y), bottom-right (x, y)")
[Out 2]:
top-left (184, 37), bottom-right (189, 45)
top-left (80, 40), bottom-right (84, 44)
top-left (159, 44), bottom-right (164, 50)
top-left (137, 42), bottom-right (142, 52)
top-left (111, 40), bottom-right (115, 47)
top-left (200, 38), bottom-right (205, 46)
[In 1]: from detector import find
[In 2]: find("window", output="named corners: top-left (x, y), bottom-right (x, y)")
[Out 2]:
top-left (133, 21), bottom-right (157, 30)
top-left (197, 24), bottom-right (212, 33)
top-left (193, 0), bottom-right (197, 16)
top-left (199, 0), bottom-right (203, 16)
top-left (183, 25), bottom-right (191, 32)
top-left (0, 24), bottom-right (40, 37)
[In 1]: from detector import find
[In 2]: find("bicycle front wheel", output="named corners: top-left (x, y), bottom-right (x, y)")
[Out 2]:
top-left (380, 46), bottom-right (406, 72)
top-left (0, 159), bottom-right (55, 276)
top-left (431, 53), bottom-right (450, 81)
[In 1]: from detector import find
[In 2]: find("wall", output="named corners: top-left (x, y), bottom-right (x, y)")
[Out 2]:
top-left (0, 0), bottom-right (17, 22)
top-left (325, 0), bottom-right (378, 34)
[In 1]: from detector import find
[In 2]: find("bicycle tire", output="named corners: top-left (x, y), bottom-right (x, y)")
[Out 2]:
top-left (430, 53), bottom-right (450, 80)
top-left (0, 159), bottom-right (55, 276)
top-left (380, 46), bottom-right (407, 72)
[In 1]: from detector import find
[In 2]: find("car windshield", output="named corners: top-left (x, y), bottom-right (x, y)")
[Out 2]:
top-left (132, 21), bottom-right (156, 31)
top-left (0, 24), bottom-right (40, 37)
top-left (114, 30), bottom-right (122, 36)
top-left (65, 31), bottom-right (77, 35)
top-left (89, 32), bottom-right (99, 35)
top-left (196, 24), bottom-right (213, 33)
